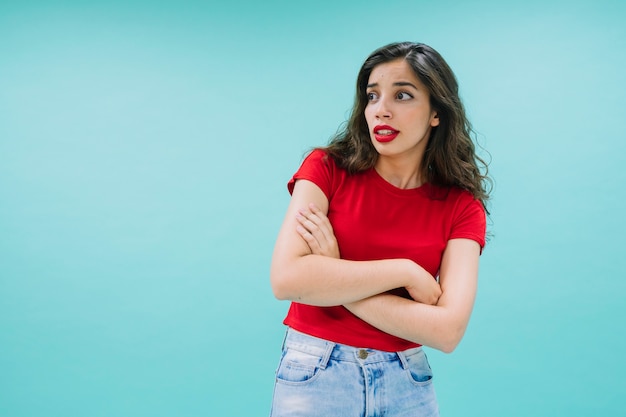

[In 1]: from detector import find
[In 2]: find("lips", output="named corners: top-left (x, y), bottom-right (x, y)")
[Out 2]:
top-left (373, 125), bottom-right (399, 143)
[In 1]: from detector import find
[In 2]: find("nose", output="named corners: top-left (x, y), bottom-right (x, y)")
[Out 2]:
top-left (374, 97), bottom-right (392, 119)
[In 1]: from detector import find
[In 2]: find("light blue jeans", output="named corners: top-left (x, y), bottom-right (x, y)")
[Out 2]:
top-left (270, 328), bottom-right (439, 417)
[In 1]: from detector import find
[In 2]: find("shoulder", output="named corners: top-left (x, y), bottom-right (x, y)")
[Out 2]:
top-left (302, 149), bottom-right (337, 168)
top-left (437, 186), bottom-right (486, 247)
top-left (296, 148), bottom-right (340, 177)
top-left (428, 184), bottom-right (482, 209)
top-left (449, 187), bottom-right (485, 220)
top-left (427, 184), bottom-right (486, 226)
top-left (287, 149), bottom-right (346, 197)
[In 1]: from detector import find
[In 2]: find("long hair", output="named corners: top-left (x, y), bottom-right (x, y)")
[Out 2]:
top-left (324, 42), bottom-right (491, 211)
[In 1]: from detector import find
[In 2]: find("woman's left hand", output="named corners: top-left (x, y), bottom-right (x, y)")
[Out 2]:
top-left (295, 203), bottom-right (340, 259)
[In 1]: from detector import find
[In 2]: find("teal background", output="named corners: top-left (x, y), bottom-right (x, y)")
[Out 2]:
top-left (1, 0), bottom-right (624, 415)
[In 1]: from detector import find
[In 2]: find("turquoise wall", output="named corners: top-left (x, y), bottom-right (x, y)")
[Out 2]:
top-left (1, 0), bottom-right (625, 415)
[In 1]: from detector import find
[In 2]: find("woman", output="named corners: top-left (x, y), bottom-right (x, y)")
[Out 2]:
top-left (270, 42), bottom-right (490, 416)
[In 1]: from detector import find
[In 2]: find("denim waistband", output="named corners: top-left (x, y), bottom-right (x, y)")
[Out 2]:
top-left (283, 327), bottom-right (422, 369)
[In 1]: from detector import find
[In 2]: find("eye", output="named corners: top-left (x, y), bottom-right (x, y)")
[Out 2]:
top-left (367, 92), bottom-right (378, 101)
top-left (397, 91), bottom-right (413, 100)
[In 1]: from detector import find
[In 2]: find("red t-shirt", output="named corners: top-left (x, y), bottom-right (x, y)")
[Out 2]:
top-left (284, 149), bottom-right (486, 351)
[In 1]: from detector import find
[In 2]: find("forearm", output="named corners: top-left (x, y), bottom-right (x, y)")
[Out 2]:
top-left (270, 255), bottom-right (427, 307)
top-left (345, 293), bottom-right (471, 353)
top-left (346, 239), bottom-right (482, 353)
top-left (270, 178), bottom-right (440, 307)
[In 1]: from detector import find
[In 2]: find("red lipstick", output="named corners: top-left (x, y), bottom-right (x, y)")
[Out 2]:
top-left (373, 125), bottom-right (399, 143)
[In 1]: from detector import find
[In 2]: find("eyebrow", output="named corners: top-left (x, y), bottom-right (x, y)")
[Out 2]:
top-left (394, 82), bottom-right (419, 89)
top-left (366, 81), bottom-right (419, 90)
top-left (366, 81), bottom-right (419, 89)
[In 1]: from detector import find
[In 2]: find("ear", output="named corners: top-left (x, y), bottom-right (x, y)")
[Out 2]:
top-left (430, 111), bottom-right (440, 127)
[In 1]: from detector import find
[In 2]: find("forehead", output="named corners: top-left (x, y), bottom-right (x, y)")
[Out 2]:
top-left (367, 59), bottom-right (421, 86)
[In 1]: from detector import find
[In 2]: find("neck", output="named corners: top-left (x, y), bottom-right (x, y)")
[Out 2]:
top-left (374, 157), bottom-right (424, 189)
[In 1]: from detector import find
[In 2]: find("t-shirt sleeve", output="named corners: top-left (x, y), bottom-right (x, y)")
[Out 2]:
top-left (449, 193), bottom-right (487, 250)
top-left (287, 149), bottom-right (334, 199)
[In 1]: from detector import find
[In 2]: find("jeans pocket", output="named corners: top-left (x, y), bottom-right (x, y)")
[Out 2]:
top-left (276, 347), bottom-right (324, 385)
top-left (403, 349), bottom-right (434, 386)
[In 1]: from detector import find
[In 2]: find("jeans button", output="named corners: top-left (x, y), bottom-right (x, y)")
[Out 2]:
top-left (358, 349), bottom-right (369, 359)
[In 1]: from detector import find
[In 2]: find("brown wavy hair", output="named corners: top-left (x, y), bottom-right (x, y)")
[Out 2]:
top-left (323, 42), bottom-right (491, 211)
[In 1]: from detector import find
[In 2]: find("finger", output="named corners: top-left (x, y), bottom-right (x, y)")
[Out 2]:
top-left (296, 209), bottom-right (340, 258)
top-left (296, 211), bottom-right (327, 242)
top-left (296, 212), bottom-right (335, 256)
top-left (307, 203), bottom-right (329, 223)
top-left (296, 225), bottom-right (323, 254)
top-left (296, 212), bottom-right (320, 233)
top-left (300, 206), bottom-right (333, 241)
top-left (308, 203), bottom-right (334, 233)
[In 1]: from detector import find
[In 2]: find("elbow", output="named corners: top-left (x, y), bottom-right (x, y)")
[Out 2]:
top-left (271, 284), bottom-right (288, 301)
top-left (272, 284), bottom-right (292, 301)
top-left (270, 265), bottom-right (297, 301)
top-left (270, 273), bottom-right (289, 301)
top-left (439, 338), bottom-right (460, 354)
top-left (436, 323), bottom-right (467, 354)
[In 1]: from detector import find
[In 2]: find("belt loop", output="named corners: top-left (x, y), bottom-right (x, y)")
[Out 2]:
top-left (319, 341), bottom-right (335, 370)
top-left (396, 351), bottom-right (409, 370)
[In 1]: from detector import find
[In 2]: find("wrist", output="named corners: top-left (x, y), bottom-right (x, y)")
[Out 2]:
top-left (399, 258), bottom-right (421, 289)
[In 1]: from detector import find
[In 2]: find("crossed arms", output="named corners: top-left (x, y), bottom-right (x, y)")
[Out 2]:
top-left (270, 179), bottom-right (481, 353)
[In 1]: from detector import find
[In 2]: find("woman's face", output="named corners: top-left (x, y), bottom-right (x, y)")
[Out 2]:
top-left (364, 59), bottom-right (439, 163)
